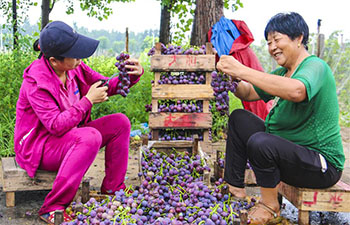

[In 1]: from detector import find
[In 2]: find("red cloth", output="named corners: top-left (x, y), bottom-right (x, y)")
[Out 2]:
top-left (208, 19), bottom-right (272, 120)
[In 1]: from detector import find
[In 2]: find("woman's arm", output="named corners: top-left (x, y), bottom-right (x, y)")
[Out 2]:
top-left (217, 55), bottom-right (306, 102)
top-left (27, 86), bottom-right (93, 136)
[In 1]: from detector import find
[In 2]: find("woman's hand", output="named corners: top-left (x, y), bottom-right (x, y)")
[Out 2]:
top-left (216, 55), bottom-right (245, 80)
top-left (125, 58), bottom-right (143, 75)
top-left (85, 81), bottom-right (109, 104)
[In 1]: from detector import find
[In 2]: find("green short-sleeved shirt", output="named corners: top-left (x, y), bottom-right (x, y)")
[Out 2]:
top-left (254, 55), bottom-right (344, 170)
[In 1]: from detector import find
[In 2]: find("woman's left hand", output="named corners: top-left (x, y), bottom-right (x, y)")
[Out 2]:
top-left (125, 58), bottom-right (143, 75)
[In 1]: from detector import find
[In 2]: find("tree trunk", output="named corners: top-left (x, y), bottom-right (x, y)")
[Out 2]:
top-left (41, 0), bottom-right (51, 30)
top-left (190, 0), bottom-right (224, 46)
top-left (12, 0), bottom-right (18, 49)
top-left (159, 3), bottom-right (171, 45)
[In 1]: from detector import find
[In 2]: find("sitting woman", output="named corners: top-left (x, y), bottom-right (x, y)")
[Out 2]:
top-left (217, 12), bottom-right (344, 224)
top-left (14, 21), bottom-right (144, 224)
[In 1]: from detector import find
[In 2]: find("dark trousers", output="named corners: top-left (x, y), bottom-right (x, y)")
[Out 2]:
top-left (224, 109), bottom-right (342, 188)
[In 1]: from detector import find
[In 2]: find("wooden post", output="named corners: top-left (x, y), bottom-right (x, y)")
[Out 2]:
top-left (192, 134), bottom-right (199, 155)
top-left (54, 210), bottom-right (64, 225)
top-left (125, 27), bottom-right (129, 53)
top-left (5, 192), bottom-right (15, 207)
top-left (82, 179), bottom-right (90, 203)
top-left (316, 19), bottom-right (325, 58)
top-left (239, 209), bottom-right (248, 225)
top-left (298, 211), bottom-right (310, 225)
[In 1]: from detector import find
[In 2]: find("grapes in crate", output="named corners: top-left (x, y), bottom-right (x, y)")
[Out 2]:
top-left (145, 100), bottom-right (203, 113)
top-left (157, 72), bottom-right (206, 85)
top-left (158, 129), bottom-right (204, 141)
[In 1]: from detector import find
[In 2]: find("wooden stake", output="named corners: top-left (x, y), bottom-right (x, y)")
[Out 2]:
top-left (125, 27), bottom-right (129, 53)
top-left (82, 179), bottom-right (90, 203)
top-left (54, 210), bottom-right (64, 225)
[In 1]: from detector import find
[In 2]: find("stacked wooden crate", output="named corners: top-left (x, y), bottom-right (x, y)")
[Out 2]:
top-left (148, 42), bottom-right (215, 155)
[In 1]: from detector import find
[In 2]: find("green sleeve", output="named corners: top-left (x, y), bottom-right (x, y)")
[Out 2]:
top-left (253, 67), bottom-right (286, 102)
top-left (292, 58), bottom-right (326, 101)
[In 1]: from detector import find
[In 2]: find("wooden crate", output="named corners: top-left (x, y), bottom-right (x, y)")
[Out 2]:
top-left (1, 157), bottom-right (56, 207)
top-left (278, 171), bottom-right (350, 225)
top-left (149, 42), bottom-right (215, 143)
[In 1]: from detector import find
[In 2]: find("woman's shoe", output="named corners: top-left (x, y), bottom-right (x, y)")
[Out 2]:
top-left (248, 201), bottom-right (280, 225)
top-left (39, 210), bottom-right (73, 225)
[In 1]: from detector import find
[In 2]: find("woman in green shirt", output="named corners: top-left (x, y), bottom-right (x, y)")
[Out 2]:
top-left (217, 12), bottom-right (344, 224)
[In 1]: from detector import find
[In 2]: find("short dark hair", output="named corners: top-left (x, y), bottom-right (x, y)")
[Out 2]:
top-left (264, 12), bottom-right (309, 49)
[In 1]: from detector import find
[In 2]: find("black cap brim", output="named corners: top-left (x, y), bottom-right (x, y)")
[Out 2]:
top-left (60, 34), bottom-right (99, 59)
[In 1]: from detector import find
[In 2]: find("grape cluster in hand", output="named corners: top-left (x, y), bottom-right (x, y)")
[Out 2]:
top-left (148, 43), bottom-right (207, 56)
top-left (115, 52), bottom-right (133, 97)
top-left (211, 71), bottom-right (239, 115)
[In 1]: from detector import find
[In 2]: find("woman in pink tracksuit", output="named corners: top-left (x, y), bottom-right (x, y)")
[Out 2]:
top-left (14, 21), bottom-right (144, 223)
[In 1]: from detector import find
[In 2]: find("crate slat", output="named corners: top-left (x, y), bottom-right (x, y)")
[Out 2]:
top-left (149, 112), bottom-right (211, 129)
top-left (150, 55), bottom-right (215, 72)
top-left (152, 84), bottom-right (214, 100)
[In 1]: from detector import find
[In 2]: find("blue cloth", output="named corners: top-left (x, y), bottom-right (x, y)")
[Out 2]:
top-left (210, 17), bottom-right (241, 57)
top-left (130, 123), bottom-right (149, 137)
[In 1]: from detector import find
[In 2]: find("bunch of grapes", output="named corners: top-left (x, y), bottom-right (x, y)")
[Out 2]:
top-left (157, 72), bottom-right (206, 85)
top-left (218, 151), bottom-right (225, 169)
top-left (144, 104), bottom-right (152, 112)
top-left (66, 148), bottom-right (257, 225)
top-left (148, 43), bottom-right (207, 56)
top-left (211, 71), bottom-right (239, 115)
top-left (158, 129), bottom-right (204, 141)
top-left (115, 52), bottom-right (133, 97)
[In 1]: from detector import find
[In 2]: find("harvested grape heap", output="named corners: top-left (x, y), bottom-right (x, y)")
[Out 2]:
top-left (64, 148), bottom-right (256, 225)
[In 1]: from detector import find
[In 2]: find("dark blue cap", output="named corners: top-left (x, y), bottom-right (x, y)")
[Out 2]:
top-left (39, 21), bottom-right (99, 59)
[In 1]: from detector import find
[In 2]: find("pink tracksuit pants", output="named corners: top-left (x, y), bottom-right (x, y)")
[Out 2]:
top-left (38, 113), bottom-right (130, 215)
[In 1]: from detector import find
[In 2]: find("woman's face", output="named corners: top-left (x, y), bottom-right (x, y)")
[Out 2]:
top-left (267, 31), bottom-right (300, 68)
top-left (51, 57), bottom-right (82, 72)
top-left (59, 57), bottom-right (82, 70)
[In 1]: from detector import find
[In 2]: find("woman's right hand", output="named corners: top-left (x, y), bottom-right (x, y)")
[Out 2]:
top-left (85, 81), bottom-right (109, 104)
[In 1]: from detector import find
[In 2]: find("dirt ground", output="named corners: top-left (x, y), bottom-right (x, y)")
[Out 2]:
top-left (0, 128), bottom-right (349, 225)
